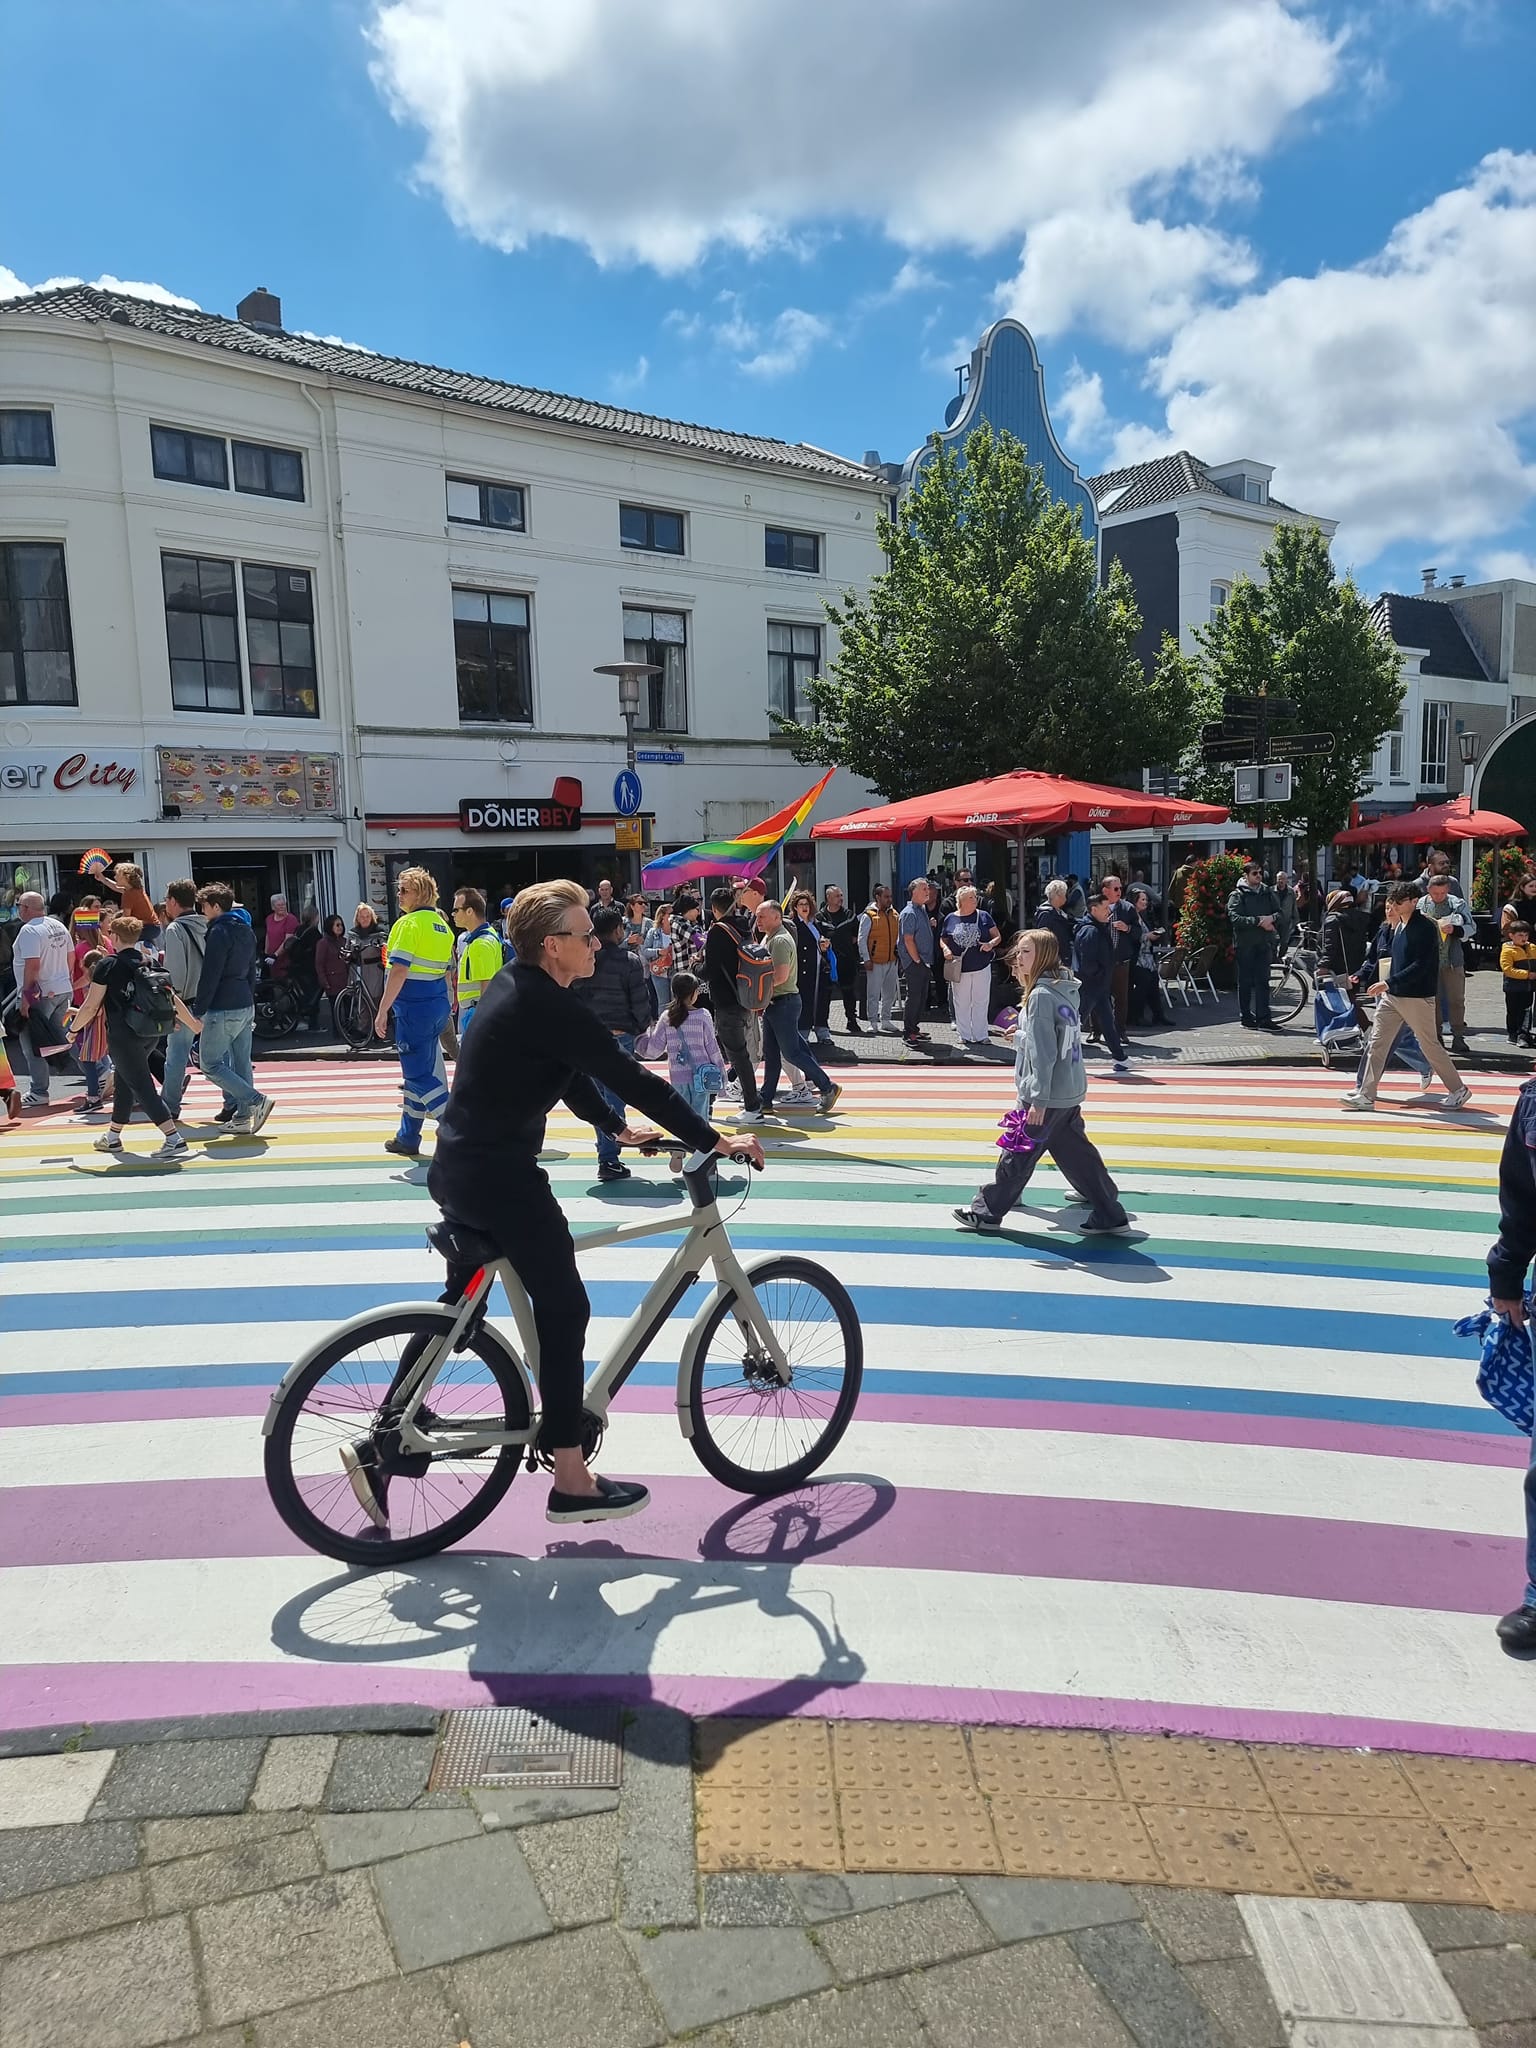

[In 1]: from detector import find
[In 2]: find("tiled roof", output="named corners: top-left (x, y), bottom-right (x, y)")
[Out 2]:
top-left (1084, 449), bottom-right (1303, 517)
top-left (1369, 592), bottom-right (1490, 683)
top-left (3, 286), bottom-right (880, 484)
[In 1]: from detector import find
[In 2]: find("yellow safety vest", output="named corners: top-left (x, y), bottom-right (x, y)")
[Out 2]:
top-left (457, 926), bottom-right (504, 1005)
top-left (386, 908), bottom-right (455, 984)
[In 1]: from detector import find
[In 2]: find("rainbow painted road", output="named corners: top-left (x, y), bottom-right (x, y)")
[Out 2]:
top-left (2, 1059), bottom-right (1531, 1758)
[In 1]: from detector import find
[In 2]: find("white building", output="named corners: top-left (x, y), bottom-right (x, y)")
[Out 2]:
top-left (0, 284), bottom-right (890, 929)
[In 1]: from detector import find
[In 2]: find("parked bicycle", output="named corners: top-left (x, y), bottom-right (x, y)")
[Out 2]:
top-left (253, 958), bottom-right (301, 1039)
top-left (1267, 926), bottom-right (1318, 1025)
top-left (333, 945), bottom-right (380, 1050)
top-left (262, 1146), bottom-right (863, 1565)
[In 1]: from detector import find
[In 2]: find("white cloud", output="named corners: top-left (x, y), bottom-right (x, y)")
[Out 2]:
top-left (1478, 549), bottom-right (1536, 585)
top-left (1055, 363), bottom-right (1109, 453)
top-left (711, 291), bottom-right (759, 353)
top-left (999, 206), bottom-right (1257, 345)
top-left (295, 329), bottom-right (380, 354)
top-left (609, 353), bottom-right (649, 396)
top-left (888, 258), bottom-right (943, 297)
top-left (1113, 151), bottom-right (1536, 563)
top-left (1, 265), bottom-right (199, 308)
top-left (366, 0), bottom-right (1339, 275)
top-left (663, 308), bottom-right (703, 342)
top-left (738, 308), bottom-right (832, 380)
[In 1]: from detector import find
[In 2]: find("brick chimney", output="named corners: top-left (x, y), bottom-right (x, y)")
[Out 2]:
top-left (236, 286), bottom-right (283, 332)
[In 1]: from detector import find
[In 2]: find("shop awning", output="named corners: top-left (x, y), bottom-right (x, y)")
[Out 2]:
top-left (1332, 793), bottom-right (1527, 847)
top-left (809, 770), bottom-right (1230, 842)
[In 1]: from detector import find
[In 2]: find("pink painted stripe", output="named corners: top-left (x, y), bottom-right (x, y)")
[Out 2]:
top-left (2, 1473), bottom-right (1516, 1615)
top-left (5, 1661), bottom-right (1533, 1762)
top-left (1, 1383), bottom-right (1523, 1468)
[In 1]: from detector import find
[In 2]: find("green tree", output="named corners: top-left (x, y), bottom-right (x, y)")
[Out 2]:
top-left (1174, 524), bottom-right (1403, 862)
top-left (774, 424), bottom-right (1195, 799)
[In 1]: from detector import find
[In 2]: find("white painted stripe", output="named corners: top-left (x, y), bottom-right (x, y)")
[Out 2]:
top-left (2, 1411), bottom-right (1516, 1537)
top-left (4, 1554), bottom-right (1533, 1736)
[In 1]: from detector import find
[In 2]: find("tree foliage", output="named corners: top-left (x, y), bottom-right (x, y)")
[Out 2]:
top-left (774, 424), bottom-right (1196, 800)
top-left (1171, 523), bottom-right (1403, 854)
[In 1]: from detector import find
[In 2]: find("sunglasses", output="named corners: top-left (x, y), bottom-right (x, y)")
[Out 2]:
top-left (555, 925), bottom-right (600, 942)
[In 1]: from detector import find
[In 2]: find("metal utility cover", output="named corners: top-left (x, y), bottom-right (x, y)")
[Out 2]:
top-left (429, 1704), bottom-right (624, 1790)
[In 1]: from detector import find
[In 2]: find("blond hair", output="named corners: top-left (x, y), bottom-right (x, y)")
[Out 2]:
top-left (506, 879), bottom-right (587, 964)
top-left (114, 862), bottom-right (144, 890)
top-left (108, 914), bottom-right (145, 945)
top-left (1008, 925), bottom-right (1061, 997)
top-left (395, 866), bottom-right (439, 906)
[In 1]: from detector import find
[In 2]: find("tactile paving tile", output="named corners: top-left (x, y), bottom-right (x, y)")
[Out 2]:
top-left (694, 1717), bottom-right (833, 1790)
top-left (988, 1794), bottom-right (1164, 1884)
top-left (695, 1783), bottom-right (842, 1872)
top-left (1251, 1745), bottom-right (1425, 1818)
top-left (831, 1720), bottom-right (973, 1793)
top-left (1237, 1897), bottom-right (1470, 2028)
top-left (1394, 1752), bottom-right (1536, 1829)
top-left (838, 1785), bottom-right (1002, 1873)
top-left (1439, 1823), bottom-right (1536, 1911)
top-left (969, 1726), bottom-right (1120, 1802)
top-left (1282, 1814), bottom-right (1484, 1904)
top-left (1109, 1734), bottom-right (1271, 1811)
top-left (1140, 1804), bottom-right (1314, 1896)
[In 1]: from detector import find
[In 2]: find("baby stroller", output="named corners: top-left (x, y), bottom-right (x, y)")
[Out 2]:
top-left (1313, 973), bottom-right (1365, 1068)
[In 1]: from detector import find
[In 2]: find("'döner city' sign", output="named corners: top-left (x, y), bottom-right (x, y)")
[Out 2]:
top-left (0, 749), bottom-right (143, 795)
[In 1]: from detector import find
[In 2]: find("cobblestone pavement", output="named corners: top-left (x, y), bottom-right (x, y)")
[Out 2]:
top-left (3, 1712), bottom-right (1535, 2046)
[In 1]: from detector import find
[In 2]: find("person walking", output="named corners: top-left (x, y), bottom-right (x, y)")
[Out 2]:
top-left (819, 885), bottom-right (863, 1033)
top-left (578, 904), bottom-right (652, 1181)
top-left (755, 898), bottom-right (841, 1116)
top-left (859, 884), bottom-right (901, 1033)
top-left (450, 888), bottom-right (502, 1042)
top-left (1227, 861), bottom-right (1282, 1032)
top-left (11, 890), bottom-right (74, 1108)
top-left (1485, 1076), bottom-right (1536, 1652)
top-left (954, 928), bottom-right (1131, 1235)
top-left (940, 884), bottom-right (1000, 1046)
top-left (642, 902), bottom-right (676, 1020)
top-left (899, 878), bottom-right (935, 1047)
top-left (188, 883), bottom-right (271, 1133)
top-left (374, 867), bottom-right (455, 1158)
top-left (1073, 891), bottom-right (1130, 1073)
top-left (1322, 887), bottom-right (1370, 982)
top-left (1101, 874), bottom-right (1141, 1033)
top-left (637, 970), bottom-right (726, 1172)
top-left (349, 903), bottom-right (387, 1006)
top-left (1418, 871), bottom-right (1475, 1057)
top-left (315, 913), bottom-right (352, 1032)
top-left (703, 885), bottom-right (764, 1118)
top-left (0, 1033), bottom-right (18, 1127)
top-left (1341, 882), bottom-right (1471, 1111)
top-left (159, 880), bottom-right (208, 1123)
top-left (791, 892), bottom-right (834, 1049)
top-left (1501, 921), bottom-right (1536, 1044)
top-left (65, 915), bottom-right (191, 1161)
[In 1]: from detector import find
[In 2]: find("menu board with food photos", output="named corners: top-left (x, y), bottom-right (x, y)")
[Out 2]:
top-left (156, 748), bottom-right (341, 820)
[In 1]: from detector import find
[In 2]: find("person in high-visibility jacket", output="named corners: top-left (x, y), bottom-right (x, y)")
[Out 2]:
top-left (375, 866), bottom-right (455, 1158)
top-left (451, 886), bottom-right (504, 1041)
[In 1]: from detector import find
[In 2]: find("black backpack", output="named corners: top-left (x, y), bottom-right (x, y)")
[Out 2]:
top-left (122, 960), bottom-right (178, 1040)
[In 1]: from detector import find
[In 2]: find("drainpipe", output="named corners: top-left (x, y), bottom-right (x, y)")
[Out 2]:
top-left (300, 381), bottom-right (367, 904)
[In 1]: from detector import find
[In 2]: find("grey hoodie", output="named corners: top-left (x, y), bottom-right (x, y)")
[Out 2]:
top-left (1014, 969), bottom-right (1087, 1110)
top-left (162, 912), bottom-right (209, 1002)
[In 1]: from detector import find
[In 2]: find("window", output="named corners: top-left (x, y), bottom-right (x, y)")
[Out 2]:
top-left (232, 439), bottom-right (304, 500)
top-left (622, 606), bottom-right (687, 730)
top-left (0, 543), bottom-right (76, 705)
top-left (1420, 699), bottom-right (1450, 785)
top-left (1243, 478), bottom-right (1267, 504)
top-left (1209, 580), bottom-right (1230, 621)
top-left (162, 554), bottom-right (243, 711)
top-left (1387, 708), bottom-right (1406, 780)
top-left (243, 564), bottom-right (317, 716)
top-left (0, 410), bottom-right (54, 465)
top-left (768, 621), bottom-right (821, 724)
top-left (151, 424), bottom-right (229, 489)
top-left (619, 504), bottom-right (684, 555)
top-left (446, 475), bottom-right (526, 530)
top-left (765, 527), bottom-right (820, 574)
top-left (453, 588), bottom-right (533, 724)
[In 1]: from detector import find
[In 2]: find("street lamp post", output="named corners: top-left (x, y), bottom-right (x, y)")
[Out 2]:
top-left (594, 660), bottom-right (661, 886)
top-left (1456, 728), bottom-right (1482, 898)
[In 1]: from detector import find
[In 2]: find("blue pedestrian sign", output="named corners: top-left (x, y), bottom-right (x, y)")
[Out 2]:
top-left (613, 769), bottom-right (643, 816)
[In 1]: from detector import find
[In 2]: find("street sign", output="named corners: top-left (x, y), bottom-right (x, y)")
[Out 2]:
top-left (1201, 720), bottom-right (1256, 744)
top-left (1273, 732), bottom-right (1335, 758)
top-left (614, 817), bottom-right (643, 851)
top-left (1224, 694), bottom-right (1295, 720)
top-left (1235, 763), bottom-right (1293, 804)
top-left (613, 769), bottom-right (643, 816)
top-left (1201, 737), bottom-right (1259, 761)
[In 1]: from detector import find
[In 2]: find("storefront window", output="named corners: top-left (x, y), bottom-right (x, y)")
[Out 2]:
top-left (1, 852), bottom-right (53, 925)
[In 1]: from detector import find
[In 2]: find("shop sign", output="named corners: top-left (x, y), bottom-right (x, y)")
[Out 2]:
top-left (0, 749), bottom-right (144, 797)
top-left (459, 795), bottom-right (584, 833)
top-left (157, 747), bottom-right (341, 819)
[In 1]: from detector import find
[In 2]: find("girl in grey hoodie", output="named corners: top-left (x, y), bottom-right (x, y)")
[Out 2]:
top-left (955, 928), bottom-right (1131, 1235)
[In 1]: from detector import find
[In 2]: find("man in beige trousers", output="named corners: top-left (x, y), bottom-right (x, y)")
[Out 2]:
top-left (1341, 882), bottom-right (1471, 1111)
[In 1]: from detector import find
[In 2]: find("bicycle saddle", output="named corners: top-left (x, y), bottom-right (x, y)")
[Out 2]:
top-left (426, 1218), bottom-right (501, 1266)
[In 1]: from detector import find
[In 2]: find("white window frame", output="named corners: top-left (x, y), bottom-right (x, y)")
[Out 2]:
top-left (1420, 699), bottom-right (1449, 787)
top-left (1209, 580), bottom-right (1231, 622)
top-left (768, 619), bottom-right (822, 725)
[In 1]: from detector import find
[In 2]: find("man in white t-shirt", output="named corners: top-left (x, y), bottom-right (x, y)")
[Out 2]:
top-left (12, 891), bottom-right (73, 1105)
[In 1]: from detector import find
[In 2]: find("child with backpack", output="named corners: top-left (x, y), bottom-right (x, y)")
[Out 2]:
top-left (64, 914), bottom-right (195, 1160)
top-left (636, 971), bottom-right (725, 1173)
top-left (69, 948), bottom-right (114, 1114)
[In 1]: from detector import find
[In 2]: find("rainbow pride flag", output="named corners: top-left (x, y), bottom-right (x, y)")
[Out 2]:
top-left (641, 769), bottom-right (836, 890)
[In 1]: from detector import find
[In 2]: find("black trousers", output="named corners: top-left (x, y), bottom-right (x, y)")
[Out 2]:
top-left (971, 1106), bottom-right (1124, 1224)
top-left (903, 960), bottom-right (931, 1037)
top-left (1506, 982), bottom-right (1534, 1037)
top-left (106, 1025), bottom-right (171, 1128)
top-left (713, 999), bottom-right (760, 1110)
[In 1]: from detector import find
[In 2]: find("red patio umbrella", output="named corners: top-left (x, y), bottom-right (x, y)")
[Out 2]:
top-left (1332, 793), bottom-right (1526, 847)
top-left (810, 769), bottom-right (1230, 841)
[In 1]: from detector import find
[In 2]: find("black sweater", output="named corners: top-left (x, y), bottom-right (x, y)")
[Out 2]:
top-left (1489, 1079), bottom-right (1536, 1301)
top-left (430, 963), bottom-right (717, 1204)
top-left (1385, 910), bottom-right (1441, 1000)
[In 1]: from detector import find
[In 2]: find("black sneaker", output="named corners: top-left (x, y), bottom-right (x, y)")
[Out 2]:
top-left (597, 1162), bottom-right (632, 1183)
top-left (215, 1102), bottom-right (239, 1124)
top-left (1496, 1605), bottom-right (1536, 1655)
top-left (952, 1207), bottom-right (1000, 1234)
top-left (1079, 1213), bottom-right (1134, 1234)
top-left (383, 1135), bottom-right (421, 1159)
top-left (546, 1474), bottom-right (651, 1524)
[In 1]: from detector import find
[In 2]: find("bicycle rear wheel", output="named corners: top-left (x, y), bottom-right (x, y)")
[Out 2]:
top-left (264, 1307), bottom-right (532, 1565)
top-left (685, 1255), bottom-right (862, 1494)
top-left (256, 984), bottom-right (300, 1039)
top-left (335, 982), bottom-right (375, 1049)
top-left (1268, 962), bottom-right (1311, 1023)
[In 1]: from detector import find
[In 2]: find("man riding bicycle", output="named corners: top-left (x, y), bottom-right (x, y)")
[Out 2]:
top-left (406, 879), bottom-right (763, 1526)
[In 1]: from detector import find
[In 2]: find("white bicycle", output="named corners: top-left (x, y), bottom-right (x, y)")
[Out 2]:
top-left (261, 1148), bottom-right (864, 1565)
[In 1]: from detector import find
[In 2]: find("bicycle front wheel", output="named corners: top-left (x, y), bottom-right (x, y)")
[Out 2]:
top-left (1269, 963), bottom-right (1311, 1024)
top-left (685, 1255), bottom-right (863, 1494)
top-left (335, 983), bottom-right (375, 1049)
top-left (264, 1307), bottom-right (532, 1565)
top-left (256, 985), bottom-right (300, 1039)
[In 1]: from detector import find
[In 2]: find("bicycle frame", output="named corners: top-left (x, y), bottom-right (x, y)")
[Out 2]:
top-left (261, 1155), bottom-right (789, 1457)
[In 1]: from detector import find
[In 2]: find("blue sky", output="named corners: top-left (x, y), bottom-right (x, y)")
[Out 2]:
top-left (3, 0), bottom-right (1533, 597)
